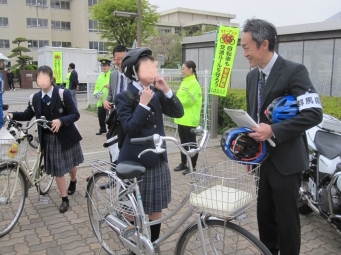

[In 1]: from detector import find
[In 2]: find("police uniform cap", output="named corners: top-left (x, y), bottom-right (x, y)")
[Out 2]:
top-left (100, 59), bottom-right (111, 66)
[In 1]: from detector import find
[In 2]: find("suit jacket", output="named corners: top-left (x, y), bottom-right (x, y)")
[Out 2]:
top-left (115, 83), bottom-right (184, 168)
top-left (69, 70), bottom-right (79, 90)
top-left (246, 55), bottom-right (323, 175)
top-left (106, 70), bottom-right (131, 103)
top-left (12, 87), bottom-right (82, 150)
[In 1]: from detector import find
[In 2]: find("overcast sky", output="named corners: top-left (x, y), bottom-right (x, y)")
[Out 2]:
top-left (148, 0), bottom-right (340, 27)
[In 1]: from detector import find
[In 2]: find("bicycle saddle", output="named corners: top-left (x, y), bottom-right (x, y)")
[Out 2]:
top-left (116, 160), bottom-right (146, 179)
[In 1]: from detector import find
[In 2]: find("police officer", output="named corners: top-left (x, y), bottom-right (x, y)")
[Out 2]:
top-left (94, 59), bottom-right (111, 135)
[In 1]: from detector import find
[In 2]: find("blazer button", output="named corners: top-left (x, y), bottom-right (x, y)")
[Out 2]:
top-left (152, 112), bottom-right (155, 115)
top-left (154, 125), bottom-right (157, 128)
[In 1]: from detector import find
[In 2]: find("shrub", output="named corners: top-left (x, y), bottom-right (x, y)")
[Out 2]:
top-left (24, 65), bottom-right (35, 70)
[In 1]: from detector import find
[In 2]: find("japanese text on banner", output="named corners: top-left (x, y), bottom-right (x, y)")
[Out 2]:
top-left (209, 26), bottom-right (239, 97)
top-left (53, 52), bottom-right (63, 84)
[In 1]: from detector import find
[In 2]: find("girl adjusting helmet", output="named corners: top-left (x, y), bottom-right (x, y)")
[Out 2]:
top-left (265, 95), bottom-right (299, 123)
top-left (220, 127), bottom-right (268, 163)
top-left (121, 47), bottom-right (152, 81)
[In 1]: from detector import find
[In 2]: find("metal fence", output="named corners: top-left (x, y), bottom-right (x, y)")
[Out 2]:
top-left (87, 70), bottom-right (213, 134)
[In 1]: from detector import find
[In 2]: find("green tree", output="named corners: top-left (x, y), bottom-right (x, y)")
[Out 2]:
top-left (148, 33), bottom-right (182, 68)
top-left (8, 37), bottom-right (33, 70)
top-left (89, 0), bottom-right (159, 48)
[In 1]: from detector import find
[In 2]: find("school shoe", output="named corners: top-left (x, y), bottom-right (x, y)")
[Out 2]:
top-left (183, 168), bottom-right (196, 175)
top-left (96, 130), bottom-right (107, 135)
top-left (67, 180), bottom-right (77, 195)
top-left (59, 201), bottom-right (69, 213)
top-left (174, 163), bottom-right (188, 171)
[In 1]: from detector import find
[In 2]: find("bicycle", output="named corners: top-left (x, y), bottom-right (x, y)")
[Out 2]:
top-left (86, 126), bottom-right (271, 255)
top-left (0, 116), bottom-right (54, 237)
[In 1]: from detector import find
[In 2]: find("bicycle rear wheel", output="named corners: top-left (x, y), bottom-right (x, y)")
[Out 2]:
top-left (175, 219), bottom-right (271, 255)
top-left (87, 172), bottom-right (136, 255)
top-left (0, 164), bottom-right (26, 237)
top-left (37, 155), bottom-right (54, 195)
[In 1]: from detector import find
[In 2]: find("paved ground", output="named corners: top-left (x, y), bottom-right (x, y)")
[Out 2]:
top-left (1, 89), bottom-right (340, 254)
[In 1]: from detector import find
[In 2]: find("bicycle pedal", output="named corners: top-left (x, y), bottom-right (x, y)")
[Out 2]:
top-left (39, 196), bottom-right (50, 205)
top-left (122, 225), bottom-right (136, 238)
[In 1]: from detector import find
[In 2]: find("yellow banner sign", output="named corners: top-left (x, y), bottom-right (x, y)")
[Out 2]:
top-left (209, 26), bottom-right (240, 97)
top-left (53, 51), bottom-right (63, 84)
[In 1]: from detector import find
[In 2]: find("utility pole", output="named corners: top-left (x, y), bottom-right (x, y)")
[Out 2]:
top-left (137, 0), bottom-right (142, 47)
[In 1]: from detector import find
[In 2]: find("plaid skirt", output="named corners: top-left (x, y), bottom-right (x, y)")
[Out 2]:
top-left (44, 133), bottom-right (84, 177)
top-left (139, 158), bottom-right (171, 215)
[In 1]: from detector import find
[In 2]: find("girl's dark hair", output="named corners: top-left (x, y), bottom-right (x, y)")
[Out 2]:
top-left (183, 60), bottom-right (198, 80)
top-left (242, 19), bottom-right (277, 52)
top-left (135, 55), bottom-right (155, 74)
top-left (35, 65), bottom-right (56, 85)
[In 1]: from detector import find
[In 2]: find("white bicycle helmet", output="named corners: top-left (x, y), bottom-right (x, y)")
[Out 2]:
top-left (0, 52), bottom-right (9, 62)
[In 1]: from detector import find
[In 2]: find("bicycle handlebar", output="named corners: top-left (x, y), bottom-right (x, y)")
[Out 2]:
top-left (131, 126), bottom-right (209, 158)
top-left (6, 116), bottom-right (52, 131)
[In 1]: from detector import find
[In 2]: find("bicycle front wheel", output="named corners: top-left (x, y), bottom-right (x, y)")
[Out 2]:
top-left (87, 172), bottom-right (136, 255)
top-left (0, 164), bottom-right (26, 237)
top-left (37, 155), bottom-right (54, 195)
top-left (175, 219), bottom-right (271, 255)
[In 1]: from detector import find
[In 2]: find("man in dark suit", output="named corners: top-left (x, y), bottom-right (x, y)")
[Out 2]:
top-left (241, 19), bottom-right (323, 255)
top-left (103, 45), bottom-right (129, 110)
top-left (68, 63), bottom-right (79, 108)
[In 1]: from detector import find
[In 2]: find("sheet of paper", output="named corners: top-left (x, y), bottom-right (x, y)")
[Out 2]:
top-left (223, 108), bottom-right (276, 147)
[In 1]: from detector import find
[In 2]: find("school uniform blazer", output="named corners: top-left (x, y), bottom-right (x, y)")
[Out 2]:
top-left (115, 83), bottom-right (184, 168)
top-left (246, 55), bottom-right (323, 175)
top-left (106, 70), bottom-right (131, 103)
top-left (12, 87), bottom-right (82, 150)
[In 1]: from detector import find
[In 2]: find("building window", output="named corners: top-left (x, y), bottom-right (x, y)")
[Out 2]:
top-left (158, 28), bottom-right (171, 34)
top-left (89, 19), bottom-right (99, 32)
top-left (0, 0), bottom-right (8, 4)
top-left (0, 39), bottom-right (10, 49)
top-left (52, 41), bottom-right (71, 47)
top-left (26, 0), bottom-right (48, 7)
top-left (0, 17), bottom-right (8, 27)
top-left (51, 0), bottom-right (70, 10)
top-left (51, 20), bottom-right (71, 30)
top-left (89, 41), bottom-right (108, 54)
top-left (27, 18), bottom-right (48, 28)
top-left (88, 0), bottom-right (97, 6)
top-left (28, 40), bottom-right (49, 48)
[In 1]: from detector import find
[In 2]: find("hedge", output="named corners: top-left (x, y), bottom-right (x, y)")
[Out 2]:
top-left (217, 89), bottom-right (341, 134)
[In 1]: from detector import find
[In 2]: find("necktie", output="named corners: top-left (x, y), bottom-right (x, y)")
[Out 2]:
top-left (119, 75), bottom-right (124, 92)
top-left (257, 71), bottom-right (266, 120)
top-left (42, 94), bottom-right (51, 104)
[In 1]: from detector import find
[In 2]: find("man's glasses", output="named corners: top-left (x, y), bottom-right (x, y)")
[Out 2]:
top-left (113, 58), bottom-right (124, 61)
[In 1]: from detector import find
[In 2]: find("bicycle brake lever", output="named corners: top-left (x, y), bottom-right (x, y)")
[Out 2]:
top-left (138, 149), bottom-right (156, 158)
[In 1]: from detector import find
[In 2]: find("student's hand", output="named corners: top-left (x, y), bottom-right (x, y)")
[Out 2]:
top-left (139, 87), bottom-right (154, 106)
top-left (103, 100), bottom-right (113, 110)
top-left (248, 123), bottom-right (273, 141)
top-left (154, 76), bottom-right (170, 93)
top-left (104, 84), bottom-right (109, 89)
top-left (76, 85), bottom-right (80, 91)
top-left (4, 113), bottom-right (13, 120)
top-left (51, 119), bottom-right (62, 133)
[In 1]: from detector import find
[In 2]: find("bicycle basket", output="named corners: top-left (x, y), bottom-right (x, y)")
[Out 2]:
top-left (0, 130), bottom-right (29, 163)
top-left (89, 160), bottom-right (138, 217)
top-left (189, 160), bottom-right (260, 218)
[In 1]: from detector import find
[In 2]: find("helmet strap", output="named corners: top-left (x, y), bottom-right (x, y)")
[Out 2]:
top-left (132, 65), bottom-right (139, 82)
